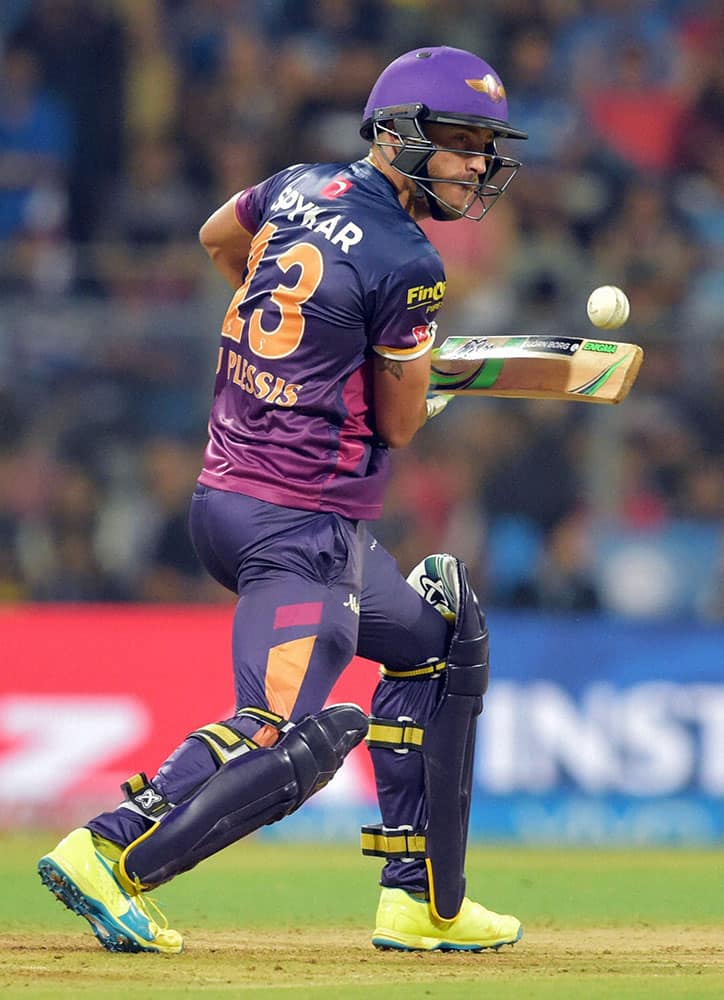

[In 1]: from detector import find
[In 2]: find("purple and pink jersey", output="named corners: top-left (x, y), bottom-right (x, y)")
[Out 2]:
top-left (198, 158), bottom-right (446, 520)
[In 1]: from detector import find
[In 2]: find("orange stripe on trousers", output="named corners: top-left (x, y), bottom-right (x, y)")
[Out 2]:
top-left (264, 635), bottom-right (317, 720)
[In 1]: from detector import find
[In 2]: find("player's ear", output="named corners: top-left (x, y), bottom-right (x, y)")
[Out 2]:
top-left (373, 127), bottom-right (401, 152)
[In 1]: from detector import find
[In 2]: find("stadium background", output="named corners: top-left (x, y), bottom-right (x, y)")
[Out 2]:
top-left (0, 0), bottom-right (722, 846)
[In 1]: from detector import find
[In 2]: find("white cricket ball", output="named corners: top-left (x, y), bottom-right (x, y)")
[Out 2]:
top-left (586, 285), bottom-right (630, 329)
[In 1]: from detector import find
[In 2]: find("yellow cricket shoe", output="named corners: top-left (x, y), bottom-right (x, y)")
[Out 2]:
top-left (38, 828), bottom-right (183, 954)
top-left (372, 887), bottom-right (523, 952)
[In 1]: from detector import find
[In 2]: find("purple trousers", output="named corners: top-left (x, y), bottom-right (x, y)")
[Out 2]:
top-left (90, 484), bottom-right (451, 895)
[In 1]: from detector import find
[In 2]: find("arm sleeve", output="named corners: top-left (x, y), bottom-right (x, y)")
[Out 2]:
top-left (368, 253), bottom-right (446, 361)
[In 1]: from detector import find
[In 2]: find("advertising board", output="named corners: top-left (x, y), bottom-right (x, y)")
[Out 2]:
top-left (1, 606), bottom-right (721, 842)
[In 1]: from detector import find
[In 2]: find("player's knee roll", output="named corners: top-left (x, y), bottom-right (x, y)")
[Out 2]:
top-left (283, 704), bottom-right (370, 806)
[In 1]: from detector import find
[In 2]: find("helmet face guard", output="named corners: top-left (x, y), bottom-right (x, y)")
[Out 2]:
top-left (367, 103), bottom-right (522, 222)
top-left (360, 47), bottom-right (527, 222)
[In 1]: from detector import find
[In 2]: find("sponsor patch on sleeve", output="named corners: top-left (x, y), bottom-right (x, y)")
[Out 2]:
top-left (406, 281), bottom-right (447, 310)
top-left (320, 177), bottom-right (353, 199)
top-left (412, 322), bottom-right (436, 345)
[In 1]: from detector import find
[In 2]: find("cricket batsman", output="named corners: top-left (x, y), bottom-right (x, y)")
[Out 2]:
top-left (39, 46), bottom-right (527, 954)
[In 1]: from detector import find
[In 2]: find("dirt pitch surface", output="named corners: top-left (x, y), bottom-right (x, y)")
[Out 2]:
top-left (2, 926), bottom-right (723, 999)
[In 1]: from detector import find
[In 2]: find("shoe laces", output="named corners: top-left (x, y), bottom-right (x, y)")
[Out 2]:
top-left (130, 875), bottom-right (169, 931)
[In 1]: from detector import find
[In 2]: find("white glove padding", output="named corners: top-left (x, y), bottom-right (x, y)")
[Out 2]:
top-left (425, 393), bottom-right (454, 422)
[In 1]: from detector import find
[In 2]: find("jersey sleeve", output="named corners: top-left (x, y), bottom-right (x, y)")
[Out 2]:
top-left (368, 253), bottom-right (446, 361)
top-left (234, 165), bottom-right (306, 235)
top-left (235, 180), bottom-right (271, 235)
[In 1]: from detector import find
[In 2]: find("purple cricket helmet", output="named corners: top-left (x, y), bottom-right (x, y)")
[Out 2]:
top-left (360, 46), bottom-right (527, 221)
top-left (361, 46), bottom-right (527, 140)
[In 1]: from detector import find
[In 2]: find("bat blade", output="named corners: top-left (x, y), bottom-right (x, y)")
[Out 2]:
top-left (429, 335), bottom-right (644, 404)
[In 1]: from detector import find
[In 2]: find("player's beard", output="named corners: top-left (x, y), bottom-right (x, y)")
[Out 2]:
top-left (427, 178), bottom-right (479, 221)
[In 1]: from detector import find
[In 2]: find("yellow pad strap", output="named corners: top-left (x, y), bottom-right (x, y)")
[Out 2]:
top-left (189, 723), bottom-right (257, 764)
top-left (366, 718), bottom-right (424, 751)
top-left (237, 706), bottom-right (284, 726)
top-left (360, 823), bottom-right (426, 859)
top-left (236, 706), bottom-right (294, 733)
top-left (122, 772), bottom-right (147, 795)
top-left (380, 660), bottom-right (446, 680)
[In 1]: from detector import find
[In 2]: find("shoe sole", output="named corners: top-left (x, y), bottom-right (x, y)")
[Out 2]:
top-left (38, 857), bottom-right (156, 954)
top-left (372, 924), bottom-right (524, 952)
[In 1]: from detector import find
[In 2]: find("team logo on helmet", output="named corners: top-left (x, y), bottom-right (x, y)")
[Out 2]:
top-left (465, 74), bottom-right (506, 102)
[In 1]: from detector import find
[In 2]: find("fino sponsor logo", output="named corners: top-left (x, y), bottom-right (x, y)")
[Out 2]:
top-left (406, 281), bottom-right (446, 309)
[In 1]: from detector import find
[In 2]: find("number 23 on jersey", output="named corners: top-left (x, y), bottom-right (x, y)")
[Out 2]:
top-left (221, 221), bottom-right (324, 359)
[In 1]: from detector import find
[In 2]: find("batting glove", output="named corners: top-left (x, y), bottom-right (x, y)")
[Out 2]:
top-left (425, 393), bottom-right (454, 422)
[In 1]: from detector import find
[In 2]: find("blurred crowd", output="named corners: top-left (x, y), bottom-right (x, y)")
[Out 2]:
top-left (0, 0), bottom-right (722, 620)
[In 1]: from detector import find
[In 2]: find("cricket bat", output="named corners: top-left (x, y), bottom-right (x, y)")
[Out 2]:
top-left (429, 334), bottom-right (644, 404)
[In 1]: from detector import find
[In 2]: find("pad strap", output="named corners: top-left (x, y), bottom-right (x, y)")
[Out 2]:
top-left (189, 708), bottom-right (295, 764)
top-left (188, 723), bottom-right (257, 764)
top-left (121, 772), bottom-right (171, 820)
top-left (366, 717), bottom-right (424, 751)
top-left (360, 823), bottom-right (427, 859)
top-left (236, 706), bottom-right (295, 735)
top-left (379, 659), bottom-right (445, 681)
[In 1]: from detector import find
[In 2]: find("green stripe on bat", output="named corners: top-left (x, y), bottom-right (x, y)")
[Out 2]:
top-left (429, 357), bottom-right (505, 390)
top-left (430, 336), bottom-right (527, 390)
top-left (576, 351), bottom-right (633, 395)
